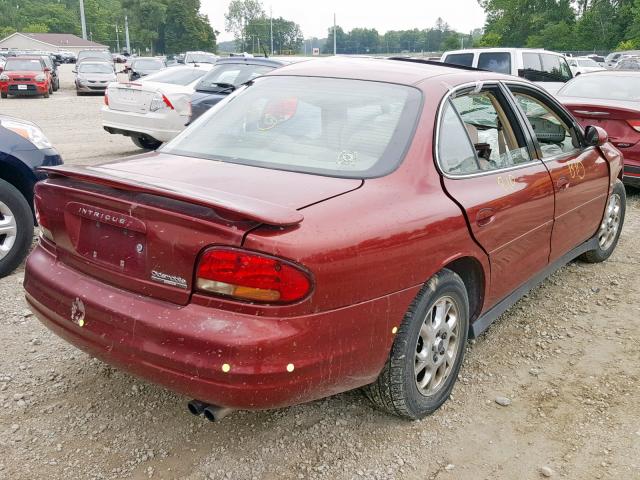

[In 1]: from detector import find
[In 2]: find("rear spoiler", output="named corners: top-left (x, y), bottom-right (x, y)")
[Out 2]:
top-left (39, 165), bottom-right (304, 227)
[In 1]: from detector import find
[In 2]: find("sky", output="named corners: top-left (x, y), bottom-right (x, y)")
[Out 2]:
top-left (201, 0), bottom-right (487, 42)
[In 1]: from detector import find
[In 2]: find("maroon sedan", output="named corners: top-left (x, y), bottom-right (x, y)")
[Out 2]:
top-left (24, 58), bottom-right (625, 420)
top-left (556, 70), bottom-right (640, 188)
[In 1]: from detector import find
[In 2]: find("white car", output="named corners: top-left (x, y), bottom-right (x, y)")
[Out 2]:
top-left (567, 57), bottom-right (605, 76)
top-left (441, 48), bottom-right (573, 94)
top-left (102, 64), bottom-right (213, 149)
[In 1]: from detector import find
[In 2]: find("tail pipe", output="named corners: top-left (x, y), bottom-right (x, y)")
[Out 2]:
top-left (187, 400), bottom-right (234, 422)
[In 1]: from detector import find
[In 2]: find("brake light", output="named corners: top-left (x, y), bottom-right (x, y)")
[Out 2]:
top-left (162, 94), bottom-right (174, 109)
top-left (33, 194), bottom-right (53, 242)
top-left (626, 120), bottom-right (640, 132)
top-left (196, 248), bottom-right (312, 303)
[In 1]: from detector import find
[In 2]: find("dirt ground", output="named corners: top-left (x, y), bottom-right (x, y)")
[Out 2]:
top-left (0, 64), bottom-right (638, 480)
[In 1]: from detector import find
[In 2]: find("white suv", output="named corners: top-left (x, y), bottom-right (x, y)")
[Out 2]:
top-left (440, 48), bottom-right (573, 94)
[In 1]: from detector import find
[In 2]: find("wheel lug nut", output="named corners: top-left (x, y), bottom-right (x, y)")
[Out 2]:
top-left (433, 354), bottom-right (438, 362)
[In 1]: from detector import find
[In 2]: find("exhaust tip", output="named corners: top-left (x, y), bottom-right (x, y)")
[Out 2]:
top-left (203, 405), bottom-right (234, 422)
top-left (187, 400), bottom-right (208, 416)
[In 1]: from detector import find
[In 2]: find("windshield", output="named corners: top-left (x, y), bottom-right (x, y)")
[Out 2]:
top-left (196, 64), bottom-right (275, 92)
top-left (559, 75), bottom-right (640, 101)
top-left (134, 59), bottom-right (164, 70)
top-left (4, 59), bottom-right (42, 71)
top-left (78, 51), bottom-right (111, 62)
top-left (142, 67), bottom-right (207, 85)
top-left (164, 76), bottom-right (421, 178)
top-left (185, 53), bottom-right (217, 64)
top-left (78, 63), bottom-right (113, 74)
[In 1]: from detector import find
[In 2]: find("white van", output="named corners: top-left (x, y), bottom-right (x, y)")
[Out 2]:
top-left (440, 48), bottom-right (573, 94)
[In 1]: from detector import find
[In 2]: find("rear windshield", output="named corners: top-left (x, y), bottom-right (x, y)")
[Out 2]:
top-left (444, 53), bottom-right (474, 67)
top-left (163, 76), bottom-right (422, 178)
top-left (185, 53), bottom-right (217, 64)
top-left (559, 75), bottom-right (640, 100)
top-left (134, 59), bottom-right (164, 70)
top-left (78, 63), bottom-right (113, 73)
top-left (478, 52), bottom-right (511, 74)
top-left (577, 59), bottom-right (599, 67)
top-left (143, 67), bottom-right (207, 85)
top-left (196, 63), bottom-right (275, 92)
top-left (4, 59), bottom-right (42, 71)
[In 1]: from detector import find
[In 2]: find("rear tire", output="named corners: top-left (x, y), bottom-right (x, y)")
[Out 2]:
top-left (131, 135), bottom-right (162, 150)
top-left (581, 179), bottom-right (625, 263)
top-left (364, 269), bottom-right (469, 419)
top-left (0, 179), bottom-right (34, 278)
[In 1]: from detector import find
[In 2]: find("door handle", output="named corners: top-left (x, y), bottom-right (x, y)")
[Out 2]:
top-left (556, 176), bottom-right (570, 191)
top-left (476, 208), bottom-right (496, 227)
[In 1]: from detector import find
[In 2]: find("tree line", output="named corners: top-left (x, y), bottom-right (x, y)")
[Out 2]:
top-left (322, 19), bottom-right (481, 54)
top-left (479, 0), bottom-right (640, 51)
top-left (0, 0), bottom-right (216, 55)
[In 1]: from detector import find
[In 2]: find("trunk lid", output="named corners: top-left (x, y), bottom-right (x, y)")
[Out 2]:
top-left (37, 152), bottom-right (361, 305)
top-left (561, 97), bottom-right (640, 146)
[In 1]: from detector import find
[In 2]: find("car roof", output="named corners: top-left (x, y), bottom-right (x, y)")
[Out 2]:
top-left (443, 48), bottom-right (565, 56)
top-left (266, 56), bottom-right (509, 86)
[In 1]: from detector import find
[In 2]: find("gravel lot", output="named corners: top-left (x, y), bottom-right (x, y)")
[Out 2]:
top-left (0, 64), bottom-right (639, 480)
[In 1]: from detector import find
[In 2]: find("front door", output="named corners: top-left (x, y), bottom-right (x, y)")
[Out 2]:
top-left (437, 84), bottom-right (555, 308)
top-left (505, 84), bottom-right (610, 261)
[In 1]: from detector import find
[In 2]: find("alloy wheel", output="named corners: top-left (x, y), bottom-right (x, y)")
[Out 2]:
top-left (414, 296), bottom-right (460, 396)
top-left (0, 200), bottom-right (18, 260)
top-left (598, 193), bottom-right (621, 250)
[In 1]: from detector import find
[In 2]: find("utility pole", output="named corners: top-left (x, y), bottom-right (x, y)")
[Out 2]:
top-left (333, 13), bottom-right (336, 55)
top-left (115, 24), bottom-right (120, 52)
top-left (270, 6), bottom-right (273, 54)
top-left (125, 15), bottom-right (131, 54)
top-left (79, 0), bottom-right (88, 40)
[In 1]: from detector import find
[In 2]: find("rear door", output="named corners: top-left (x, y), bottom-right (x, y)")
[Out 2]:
top-left (437, 83), bottom-right (555, 307)
top-left (505, 83), bottom-right (610, 261)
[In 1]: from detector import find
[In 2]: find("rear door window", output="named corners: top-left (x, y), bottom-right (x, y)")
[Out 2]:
top-left (478, 52), bottom-right (511, 74)
top-left (444, 53), bottom-right (474, 67)
top-left (438, 86), bottom-right (532, 175)
top-left (520, 53), bottom-right (572, 82)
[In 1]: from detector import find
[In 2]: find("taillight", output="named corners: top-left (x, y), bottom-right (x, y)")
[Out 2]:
top-left (33, 194), bottom-right (53, 242)
top-left (104, 91), bottom-right (109, 106)
top-left (626, 120), bottom-right (640, 132)
top-left (162, 94), bottom-right (174, 109)
top-left (196, 247), bottom-right (312, 303)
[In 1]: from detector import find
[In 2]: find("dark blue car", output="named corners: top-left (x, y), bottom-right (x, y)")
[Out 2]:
top-left (0, 115), bottom-right (62, 277)
top-left (190, 57), bottom-right (296, 122)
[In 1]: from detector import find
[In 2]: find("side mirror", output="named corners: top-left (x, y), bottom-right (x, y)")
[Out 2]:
top-left (72, 69), bottom-right (77, 73)
top-left (43, 67), bottom-right (51, 72)
top-left (585, 125), bottom-right (608, 147)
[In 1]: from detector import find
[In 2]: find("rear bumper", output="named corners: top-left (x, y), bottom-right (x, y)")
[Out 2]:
top-left (24, 245), bottom-right (415, 410)
top-left (101, 105), bottom-right (186, 142)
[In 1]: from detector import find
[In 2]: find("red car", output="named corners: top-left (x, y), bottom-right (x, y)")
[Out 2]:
top-left (556, 70), bottom-right (640, 188)
top-left (0, 56), bottom-right (53, 98)
top-left (24, 58), bottom-right (625, 420)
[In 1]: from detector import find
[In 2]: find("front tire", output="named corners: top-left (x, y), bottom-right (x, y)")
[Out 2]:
top-left (1, 92), bottom-right (7, 99)
top-left (131, 135), bottom-right (162, 150)
top-left (0, 179), bottom-right (34, 278)
top-left (581, 179), bottom-right (625, 263)
top-left (364, 269), bottom-right (469, 419)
